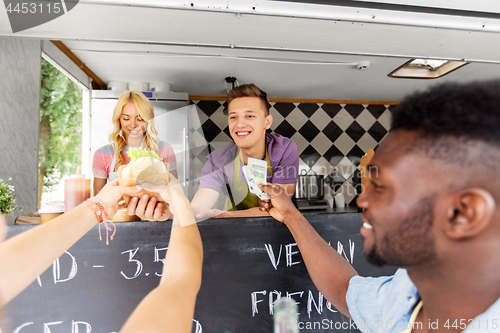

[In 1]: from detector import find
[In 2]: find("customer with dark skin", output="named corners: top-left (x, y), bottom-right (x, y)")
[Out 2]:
top-left (259, 80), bottom-right (500, 332)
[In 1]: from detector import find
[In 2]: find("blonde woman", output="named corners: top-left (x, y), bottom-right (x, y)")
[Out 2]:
top-left (92, 91), bottom-right (177, 195)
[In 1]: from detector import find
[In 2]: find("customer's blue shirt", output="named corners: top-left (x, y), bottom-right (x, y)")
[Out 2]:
top-left (346, 268), bottom-right (500, 333)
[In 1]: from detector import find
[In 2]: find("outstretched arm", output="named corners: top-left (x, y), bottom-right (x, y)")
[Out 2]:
top-left (0, 181), bottom-right (140, 306)
top-left (259, 183), bottom-right (358, 317)
top-left (212, 182), bottom-right (296, 218)
top-left (190, 187), bottom-right (220, 217)
top-left (121, 176), bottom-right (203, 333)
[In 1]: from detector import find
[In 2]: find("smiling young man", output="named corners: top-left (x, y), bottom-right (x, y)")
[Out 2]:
top-left (191, 83), bottom-right (299, 219)
top-left (259, 80), bottom-right (500, 332)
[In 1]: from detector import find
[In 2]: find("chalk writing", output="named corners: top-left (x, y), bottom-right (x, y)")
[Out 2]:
top-left (120, 247), bottom-right (143, 280)
top-left (72, 320), bottom-right (92, 333)
top-left (13, 319), bottom-right (199, 333)
top-left (265, 243), bottom-right (301, 269)
top-left (193, 319), bottom-right (203, 333)
top-left (53, 251), bottom-right (77, 284)
top-left (13, 322), bottom-right (33, 333)
top-left (307, 290), bottom-right (323, 318)
top-left (44, 321), bottom-right (63, 333)
top-left (267, 240), bottom-right (355, 270)
top-left (336, 240), bottom-right (355, 265)
top-left (264, 244), bottom-right (282, 270)
top-left (5, 215), bottom-right (395, 333)
top-left (251, 290), bottom-right (267, 316)
top-left (285, 243), bottom-right (301, 267)
top-left (287, 291), bottom-right (304, 306)
top-left (154, 246), bottom-right (168, 277)
top-left (269, 290), bottom-right (281, 315)
top-left (251, 290), bottom-right (339, 319)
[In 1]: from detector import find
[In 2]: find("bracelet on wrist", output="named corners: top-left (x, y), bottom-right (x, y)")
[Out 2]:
top-left (86, 198), bottom-right (106, 223)
top-left (85, 197), bottom-right (116, 245)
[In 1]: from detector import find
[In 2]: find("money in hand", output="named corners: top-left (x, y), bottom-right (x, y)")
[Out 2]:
top-left (245, 158), bottom-right (271, 200)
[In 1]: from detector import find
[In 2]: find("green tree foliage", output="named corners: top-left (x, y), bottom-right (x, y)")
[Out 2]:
top-left (0, 178), bottom-right (21, 215)
top-left (39, 59), bottom-right (82, 205)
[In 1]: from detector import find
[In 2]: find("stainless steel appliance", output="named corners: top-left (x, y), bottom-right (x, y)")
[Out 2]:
top-left (91, 90), bottom-right (204, 200)
top-left (295, 199), bottom-right (330, 211)
top-left (295, 170), bottom-right (330, 211)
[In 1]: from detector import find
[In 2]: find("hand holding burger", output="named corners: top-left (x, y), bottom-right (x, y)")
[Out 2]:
top-left (117, 148), bottom-right (170, 215)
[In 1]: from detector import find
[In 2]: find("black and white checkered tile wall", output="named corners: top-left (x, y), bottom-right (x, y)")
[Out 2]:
top-left (191, 100), bottom-right (394, 207)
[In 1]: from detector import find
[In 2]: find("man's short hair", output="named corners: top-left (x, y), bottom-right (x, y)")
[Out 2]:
top-left (391, 80), bottom-right (500, 147)
top-left (226, 83), bottom-right (271, 116)
top-left (390, 80), bottom-right (500, 189)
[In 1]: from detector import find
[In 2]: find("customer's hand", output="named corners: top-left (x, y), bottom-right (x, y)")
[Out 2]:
top-left (258, 198), bottom-right (270, 214)
top-left (94, 179), bottom-right (141, 217)
top-left (258, 183), bottom-right (298, 224)
top-left (127, 174), bottom-right (187, 221)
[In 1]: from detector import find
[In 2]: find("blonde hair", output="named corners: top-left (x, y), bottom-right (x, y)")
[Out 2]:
top-left (109, 91), bottom-right (161, 169)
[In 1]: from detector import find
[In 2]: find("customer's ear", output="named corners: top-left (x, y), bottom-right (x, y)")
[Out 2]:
top-left (265, 114), bottom-right (273, 130)
top-left (444, 188), bottom-right (495, 239)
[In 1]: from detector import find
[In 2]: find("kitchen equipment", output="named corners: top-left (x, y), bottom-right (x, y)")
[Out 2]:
top-left (307, 174), bottom-right (324, 199)
top-left (295, 170), bottom-right (329, 211)
top-left (296, 169), bottom-right (324, 200)
top-left (296, 170), bottom-right (308, 199)
top-left (295, 199), bottom-right (330, 211)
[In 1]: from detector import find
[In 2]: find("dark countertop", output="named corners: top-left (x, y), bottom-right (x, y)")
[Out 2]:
top-left (302, 206), bottom-right (361, 215)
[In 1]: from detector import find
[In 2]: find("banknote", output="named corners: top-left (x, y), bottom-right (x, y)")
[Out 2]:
top-left (247, 158), bottom-right (271, 200)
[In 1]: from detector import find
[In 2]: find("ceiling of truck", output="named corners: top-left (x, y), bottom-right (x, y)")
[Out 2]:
top-left (2, 0), bottom-right (500, 100)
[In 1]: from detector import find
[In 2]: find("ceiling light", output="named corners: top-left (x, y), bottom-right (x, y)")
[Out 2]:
top-left (388, 59), bottom-right (469, 79)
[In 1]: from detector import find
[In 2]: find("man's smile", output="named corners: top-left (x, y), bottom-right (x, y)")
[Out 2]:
top-left (360, 214), bottom-right (374, 232)
top-left (235, 131), bottom-right (251, 137)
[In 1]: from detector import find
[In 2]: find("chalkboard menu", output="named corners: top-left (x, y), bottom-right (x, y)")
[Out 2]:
top-left (5, 213), bottom-right (396, 333)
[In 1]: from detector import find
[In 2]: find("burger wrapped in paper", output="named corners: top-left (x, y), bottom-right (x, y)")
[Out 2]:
top-left (117, 148), bottom-right (170, 214)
